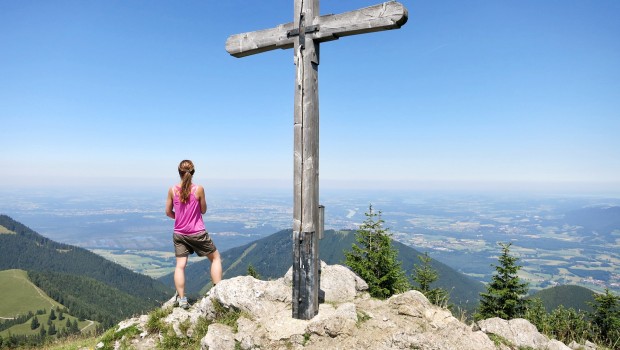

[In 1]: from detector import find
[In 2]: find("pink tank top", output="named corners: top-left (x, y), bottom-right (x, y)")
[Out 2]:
top-left (172, 184), bottom-right (206, 234)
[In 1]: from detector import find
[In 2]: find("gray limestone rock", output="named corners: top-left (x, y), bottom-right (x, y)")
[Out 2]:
top-left (201, 323), bottom-right (236, 350)
top-left (106, 263), bottom-right (575, 350)
top-left (477, 317), bottom-right (571, 350)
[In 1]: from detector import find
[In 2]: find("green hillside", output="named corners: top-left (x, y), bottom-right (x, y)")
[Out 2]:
top-left (0, 270), bottom-right (99, 344)
top-left (529, 284), bottom-right (596, 313)
top-left (159, 229), bottom-right (486, 309)
top-left (1, 310), bottom-right (94, 339)
top-left (0, 269), bottom-right (62, 318)
top-left (0, 215), bottom-right (174, 327)
top-left (27, 270), bottom-right (159, 327)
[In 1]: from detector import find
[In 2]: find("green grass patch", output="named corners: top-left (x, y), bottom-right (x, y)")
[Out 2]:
top-left (0, 269), bottom-right (99, 338)
top-left (1, 312), bottom-right (96, 338)
top-left (90, 249), bottom-right (206, 278)
top-left (0, 269), bottom-right (63, 318)
top-left (39, 335), bottom-right (100, 350)
top-left (0, 225), bottom-right (15, 234)
top-left (302, 332), bottom-right (311, 345)
top-left (212, 299), bottom-right (249, 333)
top-left (488, 333), bottom-right (513, 348)
top-left (356, 310), bottom-right (371, 327)
top-left (145, 307), bottom-right (172, 334)
top-left (146, 308), bottom-right (212, 350)
top-left (97, 324), bottom-right (141, 350)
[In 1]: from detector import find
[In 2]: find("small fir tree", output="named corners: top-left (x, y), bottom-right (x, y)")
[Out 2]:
top-left (547, 305), bottom-right (591, 346)
top-left (589, 288), bottom-right (620, 348)
top-left (48, 323), bottom-right (56, 336)
top-left (344, 205), bottom-right (410, 299)
top-left (411, 252), bottom-right (450, 307)
top-left (30, 316), bottom-right (40, 330)
top-left (524, 298), bottom-right (548, 334)
top-left (71, 319), bottom-right (80, 334)
top-left (247, 264), bottom-right (261, 279)
top-left (476, 242), bottom-right (529, 320)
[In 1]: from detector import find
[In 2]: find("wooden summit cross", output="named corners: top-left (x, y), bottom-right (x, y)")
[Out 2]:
top-left (226, 0), bottom-right (408, 320)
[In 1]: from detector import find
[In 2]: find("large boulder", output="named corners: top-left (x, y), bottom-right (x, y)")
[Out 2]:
top-left (283, 261), bottom-right (368, 302)
top-left (201, 323), bottom-right (236, 350)
top-left (476, 318), bottom-right (571, 350)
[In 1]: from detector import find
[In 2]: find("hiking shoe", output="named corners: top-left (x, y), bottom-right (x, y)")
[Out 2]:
top-left (178, 297), bottom-right (189, 310)
top-left (172, 292), bottom-right (179, 307)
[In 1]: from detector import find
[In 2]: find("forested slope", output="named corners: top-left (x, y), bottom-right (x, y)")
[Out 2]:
top-left (27, 270), bottom-right (154, 327)
top-left (160, 229), bottom-right (486, 309)
top-left (0, 215), bottom-right (173, 325)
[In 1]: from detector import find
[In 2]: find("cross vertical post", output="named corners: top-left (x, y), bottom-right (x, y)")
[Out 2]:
top-left (225, 0), bottom-right (408, 320)
top-left (291, 0), bottom-right (321, 320)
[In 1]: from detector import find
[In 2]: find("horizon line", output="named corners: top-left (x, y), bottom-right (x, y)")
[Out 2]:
top-left (1, 176), bottom-right (619, 196)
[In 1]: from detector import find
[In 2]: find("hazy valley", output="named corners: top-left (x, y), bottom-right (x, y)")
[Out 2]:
top-left (1, 187), bottom-right (618, 294)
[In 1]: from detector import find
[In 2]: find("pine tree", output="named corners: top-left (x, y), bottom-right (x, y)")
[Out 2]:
top-left (48, 323), bottom-right (56, 336)
top-left (589, 288), bottom-right (620, 348)
top-left (30, 316), bottom-right (40, 330)
top-left (71, 319), bottom-right (80, 334)
top-left (344, 205), bottom-right (410, 299)
top-left (247, 264), bottom-right (261, 279)
top-left (547, 305), bottom-right (591, 345)
top-left (524, 297), bottom-right (548, 334)
top-left (411, 252), bottom-right (450, 307)
top-left (49, 309), bottom-right (56, 321)
top-left (476, 242), bottom-right (529, 320)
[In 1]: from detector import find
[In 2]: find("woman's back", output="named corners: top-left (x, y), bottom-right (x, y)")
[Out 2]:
top-left (172, 184), bottom-right (205, 234)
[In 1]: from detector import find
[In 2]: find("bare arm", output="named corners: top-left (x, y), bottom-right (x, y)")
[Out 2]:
top-left (165, 187), bottom-right (175, 219)
top-left (196, 186), bottom-right (207, 214)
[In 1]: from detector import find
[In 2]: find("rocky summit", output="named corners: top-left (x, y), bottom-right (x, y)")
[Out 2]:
top-left (107, 262), bottom-right (585, 350)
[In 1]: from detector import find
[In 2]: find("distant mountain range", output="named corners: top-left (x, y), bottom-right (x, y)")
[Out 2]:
top-left (159, 229), bottom-right (487, 310)
top-left (562, 206), bottom-right (620, 241)
top-left (0, 215), bottom-right (173, 327)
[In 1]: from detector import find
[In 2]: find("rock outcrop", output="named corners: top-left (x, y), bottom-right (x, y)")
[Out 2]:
top-left (475, 318), bottom-right (571, 350)
top-left (104, 262), bottom-right (577, 350)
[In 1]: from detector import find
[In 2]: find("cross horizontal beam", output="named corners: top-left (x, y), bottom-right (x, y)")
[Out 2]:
top-left (226, 1), bottom-right (408, 58)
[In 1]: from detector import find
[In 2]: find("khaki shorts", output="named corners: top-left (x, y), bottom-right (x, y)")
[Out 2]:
top-left (173, 231), bottom-right (217, 257)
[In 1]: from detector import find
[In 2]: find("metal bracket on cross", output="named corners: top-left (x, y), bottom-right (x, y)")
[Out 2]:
top-left (286, 13), bottom-right (320, 50)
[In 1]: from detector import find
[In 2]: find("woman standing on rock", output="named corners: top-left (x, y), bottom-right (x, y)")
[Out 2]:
top-left (166, 159), bottom-right (222, 309)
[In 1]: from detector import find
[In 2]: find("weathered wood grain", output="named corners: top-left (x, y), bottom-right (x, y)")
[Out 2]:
top-left (226, 1), bottom-right (407, 58)
top-left (292, 0), bottom-right (321, 320)
top-left (315, 1), bottom-right (408, 41)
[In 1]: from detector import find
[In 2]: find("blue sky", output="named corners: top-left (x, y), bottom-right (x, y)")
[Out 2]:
top-left (1, 0), bottom-right (619, 193)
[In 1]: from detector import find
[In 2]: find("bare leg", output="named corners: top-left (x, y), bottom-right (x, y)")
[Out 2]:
top-left (208, 250), bottom-right (222, 285)
top-left (174, 256), bottom-right (188, 298)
